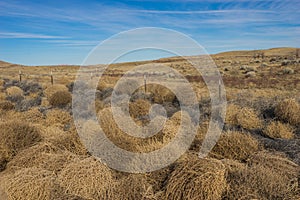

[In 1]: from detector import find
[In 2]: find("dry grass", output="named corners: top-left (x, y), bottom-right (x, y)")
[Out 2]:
top-left (0, 120), bottom-right (41, 170)
top-left (129, 99), bottom-right (151, 119)
top-left (263, 121), bottom-right (295, 139)
top-left (58, 157), bottom-right (113, 199)
top-left (7, 142), bottom-right (78, 173)
top-left (43, 84), bottom-right (68, 99)
top-left (39, 125), bottom-right (87, 155)
top-left (6, 86), bottom-right (23, 97)
top-left (109, 174), bottom-right (156, 200)
top-left (45, 109), bottom-right (72, 128)
top-left (275, 98), bottom-right (300, 126)
top-left (48, 90), bottom-right (72, 107)
top-left (165, 153), bottom-right (227, 200)
top-left (224, 151), bottom-right (300, 200)
top-left (225, 104), bottom-right (262, 130)
top-left (21, 107), bottom-right (44, 124)
top-left (0, 101), bottom-right (14, 111)
top-left (1, 167), bottom-right (62, 200)
top-left (210, 131), bottom-right (260, 161)
top-left (147, 84), bottom-right (176, 104)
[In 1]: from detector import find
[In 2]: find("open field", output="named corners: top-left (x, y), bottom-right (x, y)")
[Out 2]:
top-left (0, 47), bottom-right (299, 199)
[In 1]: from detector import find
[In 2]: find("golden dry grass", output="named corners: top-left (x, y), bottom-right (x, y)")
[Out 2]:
top-left (6, 142), bottom-right (78, 173)
top-left (39, 125), bottom-right (87, 155)
top-left (45, 109), bottom-right (71, 128)
top-left (224, 151), bottom-right (300, 200)
top-left (0, 120), bottom-right (41, 170)
top-left (43, 84), bottom-right (68, 99)
top-left (263, 121), bottom-right (295, 139)
top-left (225, 104), bottom-right (262, 130)
top-left (58, 157), bottom-right (113, 199)
top-left (165, 153), bottom-right (227, 200)
top-left (147, 84), bottom-right (176, 104)
top-left (275, 98), bottom-right (300, 126)
top-left (108, 174), bottom-right (156, 200)
top-left (6, 86), bottom-right (23, 97)
top-left (129, 99), bottom-right (151, 119)
top-left (0, 101), bottom-right (14, 111)
top-left (1, 167), bottom-right (62, 200)
top-left (210, 131), bottom-right (260, 161)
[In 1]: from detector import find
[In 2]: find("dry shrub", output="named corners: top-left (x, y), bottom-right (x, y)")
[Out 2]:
top-left (49, 90), bottom-right (72, 107)
top-left (147, 84), bottom-right (176, 104)
top-left (0, 120), bottom-right (41, 168)
top-left (236, 107), bottom-right (262, 130)
top-left (21, 107), bottom-right (44, 124)
top-left (44, 84), bottom-right (68, 99)
top-left (0, 101), bottom-right (14, 111)
top-left (46, 109), bottom-right (72, 128)
top-left (225, 151), bottom-right (300, 200)
top-left (109, 174), bottom-right (156, 200)
top-left (165, 154), bottom-right (227, 200)
top-left (263, 121), bottom-right (294, 139)
top-left (97, 108), bottom-right (186, 153)
top-left (58, 157), bottom-right (114, 199)
top-left (225, 104), bottom-right (241, 125)
top-left (210, 131), bottom-right (260, 161)
top-left (6, 86), bottom-right (23, 97)
top-left (275, 98), bottom-right (300, 126)
top-left (39, 125), bottom-right (87, 155)
top-left (129, 99), bottom-right (151, 119)
top-left (7, 142), bottom-right (78, 173)
top-left (1, 167), bottom-right (62, 200)
top-left (225, 104), bottom-right (261, 130)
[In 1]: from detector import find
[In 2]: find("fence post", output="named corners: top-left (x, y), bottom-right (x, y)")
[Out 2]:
top-left (19, 70), bottom-right (22, 82)
top-left (50, 71), bottom-right (54, 85)
top-left (144, 74), bottom-right (147, 93)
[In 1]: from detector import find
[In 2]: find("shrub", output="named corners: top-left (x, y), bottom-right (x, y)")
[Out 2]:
top-left (210, 131), bottom-right (260, 161)
top-left (1, 167), bottom-right (62, 200)
top-left (45, 109), bottom-right (72, 128)
top-left (225, 151), bottom-right (299, 199)
top-left (0, 100), bottom-right (14, 111)
top-left (275, 98), bottom-right (300, 126)
top-left (165, 154), bottom-right (227, 200)
top-left (6, 86), bottom-right (23, 97)
top-left (44, 84), bottom-right (68, 99)
top-left (0, 120), bottom-right (41, 170)
top-left (7, 142), bottom-right (77, 173)
top-left (129, 99), bottom-right (151, 119)
top-left (263, 121), bottom-right (294, 139)
top-left (108, 174), bottom-right (155, 200)
top-left (147, 84), bottom-right (176, 104)
top-left (39, 125), bottom-right (87, 155)
top-left (236, 107), bottom-right (262, 130)
top-left (226, 105), bottom-right (262, 130)
top-left (48, 90), bottom-right (72, 107)
top-left (58, 157), bottom-right (114, 199)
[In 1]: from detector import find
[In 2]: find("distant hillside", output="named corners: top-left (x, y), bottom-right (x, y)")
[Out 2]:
top-left (0, 47), bottom-right (299, 68)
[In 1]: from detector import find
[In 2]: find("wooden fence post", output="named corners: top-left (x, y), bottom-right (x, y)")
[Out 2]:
top-left (144, 74), bottom-right (147, 93)
top-left (19, 70), bottom-right (22, 82)
top-left (50, 71), bottom-right (54, 85)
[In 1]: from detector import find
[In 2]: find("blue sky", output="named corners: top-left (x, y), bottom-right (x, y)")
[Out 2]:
top-left (0, 0), bottom-right (299, 65)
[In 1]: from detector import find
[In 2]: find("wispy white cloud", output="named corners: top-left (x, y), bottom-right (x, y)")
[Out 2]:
top-left (0, 32), bottom-right (67, 39)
